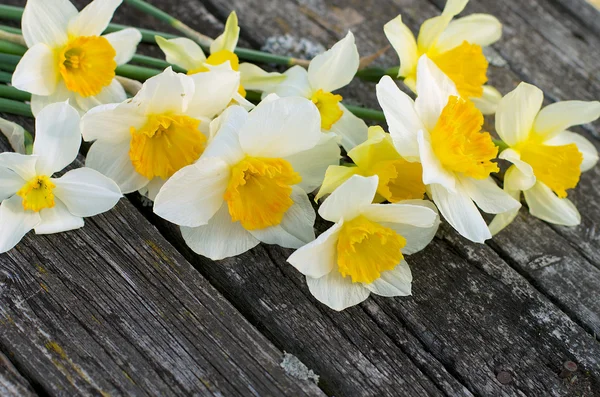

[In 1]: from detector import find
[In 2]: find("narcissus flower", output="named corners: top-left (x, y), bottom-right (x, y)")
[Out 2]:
top-left (153, 96), bottom-right (340, 260)
top-left (12, 0), bottom-right (142, 115)
top-left (377, 56), bottom-right (520, 243)
top-left (156, 11), bottom-right (284, 100)
top-left (0, 101), bottom-right (121, 253)
top-left (316, 126), bottom-right (425, 202)
top-left (262, 32), bottom-right (368, 151)
top-left (288, 175), bottom-right (439, 311)
top-left (384, 0), bottom-right (502, 114)
top-left (489, 83), bottom-right (600, 232)
top-left (81, 67), bottom-right (240, 199)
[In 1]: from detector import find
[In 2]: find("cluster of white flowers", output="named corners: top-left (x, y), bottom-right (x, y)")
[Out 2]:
top-left (1, 0), bottom-right (599, 311)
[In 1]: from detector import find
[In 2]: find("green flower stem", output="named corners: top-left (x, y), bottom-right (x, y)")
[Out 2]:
top-left (345, 105), bottom-right (386, 122)
top-left (0, 38), bottom-right (25, 55)
top-left (115, 64), bottom-right (162, 81)
top-left (355, 66), bottom-right (401, 82)
top-left (0, 24), bottom-right (21, 35)
top-left (0, 71), bottom-right (11, 83)
top-left (0, 97), bottom-right (32, 117)
top-left (493, 139), bottom-right (509, 152)
top-left (0, 84), bottom-right (30, 101)
top-left (0, 5), bottom-right (21, 20)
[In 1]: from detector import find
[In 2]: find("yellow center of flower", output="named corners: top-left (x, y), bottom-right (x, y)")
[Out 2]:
top-left (58, 36), bottom-right (117, 97)
top-left (17, 175), bottom-right (56, 212)
top-left (430, 41), bottom-right (488, 98)
top-left (430, 96), bottom-right (499, 179)
top-left (519, 140), bottom-right (582, 198)
top-left (337, 215), bottom-right (406, 284)
top-left (187, 49), bottom-right (246, 97)
top-left (311, 89), bottom-right (344, 130)
top-left (224, 157), bottom-right (302, 230)
top-left (129, 114), bottom-right (205, 180)
top-left (370, 159), bottom-right (426, 202)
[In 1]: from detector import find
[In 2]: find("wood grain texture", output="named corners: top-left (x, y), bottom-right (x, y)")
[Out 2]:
top-left (0, 129), bottom-right (323, 395)
top-left (0, 351), bottom-right (36, 397)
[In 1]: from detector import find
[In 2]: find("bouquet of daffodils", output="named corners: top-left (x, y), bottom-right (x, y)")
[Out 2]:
top-left (0, 0), bottom-right (598, 311)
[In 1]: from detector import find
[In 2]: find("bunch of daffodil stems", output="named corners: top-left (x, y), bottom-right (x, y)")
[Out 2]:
top-left (0, 0), bottom-right (599, 311)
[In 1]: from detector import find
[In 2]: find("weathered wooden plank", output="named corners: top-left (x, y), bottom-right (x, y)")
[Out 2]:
top-left (0, 351), bottom-right (36, 397)
top-left (542, 0), bottom-right (600, 39)
top-left (0, 131), bottom-right (324, 395)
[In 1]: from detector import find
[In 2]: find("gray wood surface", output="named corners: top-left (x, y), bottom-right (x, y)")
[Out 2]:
top-left (1, 0), bottom-right (600, 396)
top-left (0, 351), bottom-right (36, 397)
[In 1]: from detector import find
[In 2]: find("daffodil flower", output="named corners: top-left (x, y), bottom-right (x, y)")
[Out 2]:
top-left (0, 101), bottom-right (121, 253)
top-left (489, 83), bottom-right (600, 233)
top-left (384, 0), bottom-right (502, 114)
top-left (80, 67), bottom-right (241, 200)
top-left (153, 96), bottom-right (340, 260)
top-left (316, 126), bottom-right (426, 202)
top-left (288, 175), bottom-right (439, 311)
top-left (156, 11), bottom-right (284, 101)
top-left (12, 0), bottom-right (142, 116)
top-left (377, 56), bottom-right (520, 243)
top-left (261, 32), bottom-right (368, 151)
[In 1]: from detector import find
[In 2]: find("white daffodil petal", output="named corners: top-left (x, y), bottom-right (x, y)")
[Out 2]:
top-left (240, 96), bottom-right (321, 158)
top-left (376, 76), bottom-right (424, 159)
top-left (329, 105), bottom-right (369, 152)
top-left (495, 82), bottom-right (543, 146)
top-left (156, 36), bottom-right (206, 71)
top-left (181, 203), bottom-right (259, 260)
top-left (12, 43), bottom-right (58, 96)
top-left (81, 102), bottom-right (145, 144)
top-left (384, 15), bottom-right (418, 78)
top-left (459, 176), bottom-right (521, 214)
top-left (86, 140), bottom-right (148, 194)
top-left (153, 157), bottom-right (230, 228)
top-left (203, 106), bottom-right (247, 165)
top-left (0, 118), bottom-right (26, 154)
top-left (306, 270), bottom-right (370, 311)
top-left (75, 79), bottom-right (127, 114)
top-left (210, 11), bottom-right (240, 54)
top-left (269, 65), bottom-right (312, 97)
top-left (21, 0), bottom-right (77, 47)
top-left (249, 187), bottom-right (316, 249)
top-left (0, 195), bottom-right (40, 252)
top-left (364, 260), bottom-right (412, 297)
top-left (239, 63), bottom-right (286, 92)
top-left (524, 182), bottom-right (581, 226)
top-left (287, 221), bottom-right (343, 279)
top-left (134, 68), bottom-right (195, 115)
top-left (0, 167), bottom-right (25, 202)
top-left (33, 101), bottom-right (81, 175)
top-left (30, 81), bottom-right (75, 117)
top-left (436, 14), bottom-right (502, 52)
top-left (488, 189), bottom-right (521, 236)
top-left (415, 56), bottom-right (458, 131)
top-left (533, 101), bottom-right (600, 141)
top-left (471, 85), bottom-right (503, 116)
top-left (417, 15), bottom-right (453, 53)
top-left (308, 32), bottom-right (359, 93)
top-left (319, 175), bottom-right (378, 223)
top-left (499, 148), bottom-right (534, 176)
top-left (0, 152), bottom-right (38, 181)
top-left (103, 28), bottom-right (143, 65)
top-left (285, 133), bottom-right (341, 193)
top-left (35, 199), bottom-right (84, 234)
top-left (417, 130), bottom-right (456, 190)
top-left (430, 183), bottom-right (491, 243)
top-left (501, 157), bottom-right (536, 192)
top-left (544, 130), bottom-right (599, 172)
top-left (362, 202), bottom-right (438, 228)
top-left (187, 69), bottom-right (240, 118)
top-left (68, 0), bottom-right (122, 37)
top-left (52, 168), bottom-right (121, 217)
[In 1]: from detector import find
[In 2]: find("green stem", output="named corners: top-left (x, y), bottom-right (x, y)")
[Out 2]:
top-left (115, 64), bottom-right (162, 81)
top-left (0, 5), bottom-right (22, 20)
top-left (345, 105), bottom-right (386, 122)
top-left (0, 97), bottom-right (32, 117)
top-left (493, 138), bottom-right (509, 152)
top-left (355, 66), bottom-right (401, 82)
top-left (0, 39), bottom-right (25, 55)
top-left (0, 25), bottom-right (20, 35)
top-left (0, 71), bottom-right (12, 83)
top-left (0, 84), bottom-right (31, 101)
